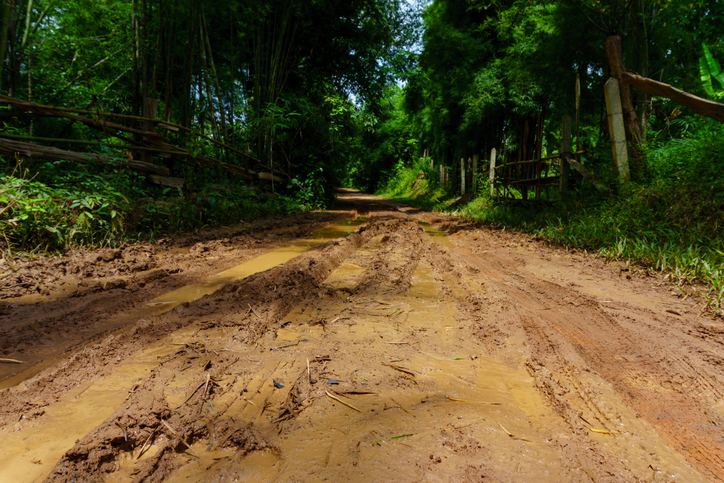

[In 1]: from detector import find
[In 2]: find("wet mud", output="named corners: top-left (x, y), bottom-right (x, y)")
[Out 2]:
top-left (1, 189), bottom-right (723, 482)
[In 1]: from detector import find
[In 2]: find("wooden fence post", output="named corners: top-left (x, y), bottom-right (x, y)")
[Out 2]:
top-left (604, 78), bottom-right (630, 183)
top-left (460, 158), bottom-right (466, 195)
top-left (559, 115), bottom-right (572, 197)
top-left (472, 154), bottom-right (479, 193)
top-left (489, 148), bottom-right (496, 198)
top-left (142, 97), bottom-right (158, 165)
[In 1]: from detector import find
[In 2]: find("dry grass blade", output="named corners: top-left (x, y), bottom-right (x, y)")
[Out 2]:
top-left (497, 422), bottom-right (513, 437)
top-left (160, 419), bottom-right (200, 457)
top-left (28, 324), bottom-right (56, 341)
top-left (175, 378), bottom-right (208, 410)
top-left (382, 362), bottom-right (415, 378)
top-left (388, 395), bottom-right (409, 413)
top-left (248, 303), bottom-right (262, 319)
top-left (447, 396), bottom-right (501, 405)
top-left (325, 390), bottom-right (361, 412)
top-left (584, 425), bottom-right (620, 435)
top-left (0, 358), bottom-right (25, 364)
top-left (497, 422), bottom-right (532, 442)
top-left (136, 427), bottom-right (158, 459)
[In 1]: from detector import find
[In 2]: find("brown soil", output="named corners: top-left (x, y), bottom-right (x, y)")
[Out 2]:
top-left (1, 188), bottom-right (723, 482)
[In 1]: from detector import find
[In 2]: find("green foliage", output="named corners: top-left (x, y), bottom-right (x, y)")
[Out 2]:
top-left (345, 86), bottom-right (419, 192)
top-left (0, 162), bottom-right (303, 252)
top-left (375, 156), bottom-right (448, 210)
top-left (699, 43), bottom-right (724, 99)
top-left (0, 172), bottom-right (129, 251)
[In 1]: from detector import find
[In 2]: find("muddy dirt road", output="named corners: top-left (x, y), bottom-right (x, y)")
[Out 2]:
top-left (1, 188), bottom-right (723, 482)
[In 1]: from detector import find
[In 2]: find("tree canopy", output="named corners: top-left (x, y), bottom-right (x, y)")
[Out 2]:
top-left (1, 0), bottom-right (723, 217)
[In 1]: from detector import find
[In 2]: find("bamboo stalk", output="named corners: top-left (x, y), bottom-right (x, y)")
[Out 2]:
top-left (201, 8), bottom-right (229, 146)
top-left (0, 95), bottom-right (162, 139)
top-left (0, 137), bottom-right (170, 176)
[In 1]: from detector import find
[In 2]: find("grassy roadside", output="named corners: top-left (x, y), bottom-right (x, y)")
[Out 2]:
top-left (376, 134), bottom-right (724, 315)
top-left (0, 161), bottom-right (308, 254)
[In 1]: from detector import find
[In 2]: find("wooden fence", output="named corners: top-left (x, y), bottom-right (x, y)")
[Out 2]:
top-left (0, 95), bottom-right (286, 188)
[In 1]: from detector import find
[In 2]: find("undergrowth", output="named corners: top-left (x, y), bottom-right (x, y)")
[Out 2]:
top-left (377, 124), bottom-right (724, 315)
top-left (0, 161), bottom-right (307, 253)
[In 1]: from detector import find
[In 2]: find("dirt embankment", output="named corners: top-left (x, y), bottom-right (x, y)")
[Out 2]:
top-left (1, 189), bottom-right (723, 482)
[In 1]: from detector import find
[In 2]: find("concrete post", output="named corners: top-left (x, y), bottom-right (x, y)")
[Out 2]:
top-left (460, 158), bottom-right (465, 195)
top-left (604, 78), bottom-right (630, 183)
top-left (489, 148), bottom-right (496, 198)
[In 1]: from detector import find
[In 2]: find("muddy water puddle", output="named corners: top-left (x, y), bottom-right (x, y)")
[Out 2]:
top-left (417, 220), bottom-right (454, 248)
top-left (0, 335), bottom-right (186, 483)
top-left (136, 217), bottom-right (366, 315)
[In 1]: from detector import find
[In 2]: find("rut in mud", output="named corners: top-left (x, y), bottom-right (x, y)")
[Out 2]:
top-left (1, 189), bottom-right (724, 482)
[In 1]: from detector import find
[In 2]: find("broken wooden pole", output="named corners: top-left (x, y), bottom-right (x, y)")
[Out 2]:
top-left (604, 78), bottom-right (630, 183)
top-left (622, 71), bottom-right (724, 123)
top-left (559, 115), bottom-right (572, 197)
top-left (489, 148), bottom-right (496, 198)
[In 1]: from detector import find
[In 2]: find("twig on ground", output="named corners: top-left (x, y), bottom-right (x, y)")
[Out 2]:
top-left (136, 427), bottom-right (158, 459)
top-left (161, 419), bottom-right (200, 457)
top-left (248, 303), bottom-right (262, 319)
top-left (326, 390), bottom-right (361, 412)
top-left (382, 362), bottom-right (416, 378)
top-left (28, 324), bottom-right (56, 341)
